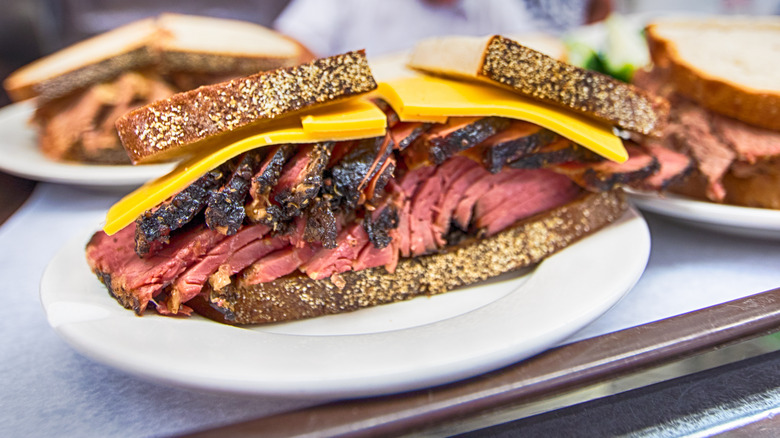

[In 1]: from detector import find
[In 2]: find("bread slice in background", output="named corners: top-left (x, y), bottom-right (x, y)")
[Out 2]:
top-left (646, 16), bottom-right (780, 131)
top-left (408, 34), bottom-right (668, 136)
top-left (3, 13), bottom-right (311, 102)
top-left (4, 18), bottom-right (158, 101)
top-left (155, 13), bottom-right (310, 76)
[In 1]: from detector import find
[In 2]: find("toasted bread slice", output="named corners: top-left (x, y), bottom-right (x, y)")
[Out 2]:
top-left (204, 190), bottom-right (627, 325)
top-left (3, 14), bottom-right (309, 102)
top-left (408, 35), bottom-right (668, 136)
top-left (116, 50), bottom-right (377, 164)
top-left (646, 16), bottom-right (780, 131)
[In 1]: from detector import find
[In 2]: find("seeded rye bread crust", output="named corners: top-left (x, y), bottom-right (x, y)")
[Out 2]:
top-left (199, 190), bottom-right (627, 325)
top-left (408, 35), bottom-right (669, 136)
top-left (116, 50), bottom-right (377, 164)
top-left (646, 18), bottom-right (780, 131)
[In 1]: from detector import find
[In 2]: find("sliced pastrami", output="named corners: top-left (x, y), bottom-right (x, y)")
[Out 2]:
top-left (363, 200), bottom-right (399, 249)
top-left (353, 229), bottom-right (399, 274)
top-left (209, 236), bottom-right (289, 291)
top-left (480, 121), bottom-right (559, 173)
top-left (363, 155), bottom-right (396, 204)
top-left (86, 223), bottom-right (226, 315)
top-left (408, 169), bottom-right (445, 256)
top-left (407, 117), bottom-right (512, 168)
top-left (299, 224), bottom-right (370, 281)
top-left (241, 245), bottom-right (317, 285)
top-left (639, 141), bottom-right (694, 191)
top-left (713, 114), bottom-right (780, 164)
top-left (451, 171), bottom-right (500, 230)
top-left (390, 121), bottom-right (432, 150)
top-left (205, 150), bottom-right (264, 235)
top-left (245, 144), bottom-right (295, 229)
top-left (168, 224), bottom-right (269, 313)
top-left (331, 135), bottom-right (394, 209)
top-left (508, 139), bottom-right (600, 169)
top-left (274, 142), bottom-right (335, 219)
top-left (669, 101), bottom-right (735, 200)
top-left (473, 169), bottom-right (582, 235)
top-left (553, 144), bottom-right (660, 192)
top-left (433, 158), bottom-right (488, 239)
top-left (135, 165), bottom-right (228, 257)
top-left (303, 196), bottom-right (339, 249)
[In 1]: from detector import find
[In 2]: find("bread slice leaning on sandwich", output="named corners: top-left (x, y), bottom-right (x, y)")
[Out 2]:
top-left (85, 38), bottom-right (678, 325)
top-left (3, 13), bottom-right (312, 164)
top-left (631, 16), bottom-right (780, 209)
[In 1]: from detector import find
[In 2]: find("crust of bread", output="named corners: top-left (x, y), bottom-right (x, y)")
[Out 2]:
top-left (646, 18), bottom-right (780, 131)
top-left (204, 190), bottom-right (628, 325)
top-left (3, 14), bottom-right (309, 102)
top-left (408, 35), bottom-right (668, 136)
top-left (115, 50), bottom-right (376, 164)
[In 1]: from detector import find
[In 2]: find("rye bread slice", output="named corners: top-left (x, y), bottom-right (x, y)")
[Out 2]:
top-left (646, 16), bottom-right (780, 131)
top-left (205, 190), bottom-right (627, 325)
top-left (116, 50), bottom-right (377, 164)
top-left (408, 35), bottom-right (669, 136)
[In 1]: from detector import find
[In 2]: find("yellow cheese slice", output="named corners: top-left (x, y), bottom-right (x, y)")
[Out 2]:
top-left (376, 75), bottom-right (627, 163)
top-left (104, 99), bottom-right (387, 235)
top-left (301, 99), bottom-right (387, 132)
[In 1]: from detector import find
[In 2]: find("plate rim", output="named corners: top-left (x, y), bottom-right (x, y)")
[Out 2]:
top-left (628, 190), bottom-right (780, 232)
top-left (0, 101), bottom-right (175, 187)
top-left (40, 208), bottom-right (650, 398)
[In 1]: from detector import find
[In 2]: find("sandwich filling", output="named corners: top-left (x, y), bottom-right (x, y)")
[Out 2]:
top-left (86, 102), bottom-right (687, 320)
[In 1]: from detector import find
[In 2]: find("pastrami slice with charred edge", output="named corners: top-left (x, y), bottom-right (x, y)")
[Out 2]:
top-left (390, 121), bottom-right (433, 151)
top-left (480, 121), bottom-right (558, 173)
top-left (204, 150), bottom-right (264, 236)
top-left (507, 140), bottom-right (601, 170)
top-left (637, 142), bottom-right (695, 191)
top-left (407, 116), bottom-right (512, 168)
top-left (273, 142), bottom-right (335, 219)
top-left (303, 196), bottom-right (339, 248)
top-left (363, 198), bottom-right (399, 249)
top-left (134, 164), bottom-right (228, 257)
top-left (330, 135), bottom-right (394, 209)
top-left (245, 144), bottom-right (295, 228)
top-left (552, 144), bottom-right (660, 192)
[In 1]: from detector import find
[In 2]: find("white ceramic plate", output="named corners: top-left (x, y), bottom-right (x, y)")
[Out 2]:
top-left (40, 208), bottom-right (649, 398)
top-left (629, 190), bottom-right (780, 240)
top-left (0, 101), bottom-right (175, 189)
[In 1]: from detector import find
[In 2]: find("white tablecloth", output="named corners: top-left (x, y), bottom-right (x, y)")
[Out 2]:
top-left (2, 183), bottom-right (779, 437)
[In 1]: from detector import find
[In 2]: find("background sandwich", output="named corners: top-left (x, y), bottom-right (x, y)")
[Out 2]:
top-left (3, 13), bottom-right (311, 164)
top-left (631, 16), bottom-right (780, 209)
top-left (85, 36), bottom-right (679, 325)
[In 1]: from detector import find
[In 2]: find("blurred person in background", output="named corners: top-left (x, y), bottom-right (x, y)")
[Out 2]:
top-left (274, 0), bottom-right (613, 57)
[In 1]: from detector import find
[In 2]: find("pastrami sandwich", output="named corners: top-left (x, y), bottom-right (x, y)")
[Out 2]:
top-left (3, 13), bottom-right (311, 164)
top-left (631, 16), bottom-right (780, 209)
top-left (85, 37), bottom-right (679, 325)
